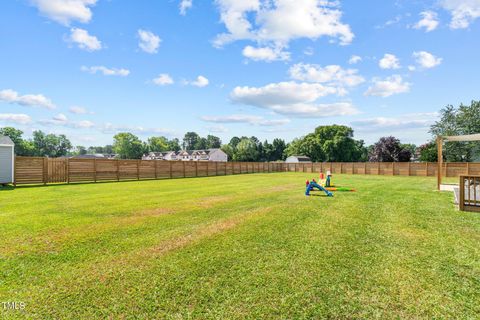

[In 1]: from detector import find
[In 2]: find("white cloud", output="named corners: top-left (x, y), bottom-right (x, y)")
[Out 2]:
top-left (288, 63), bottom-right (365, 89)
top-left (180, 0), bottom-right (193, 15)
top-left (201, 114), bottom-right (290, 126)
top-left (242, 45), bottom-right (290, 62)
top-left (351, 112), bottom-right (438, 131)
top-left (153, 74), bottom-right (174, 86)
top-left (31, 0), bottom-right (97, 25)
top-left (230, 81), bottom-right (358, 118)
top-left (376, 15), bottom-right (402, 29)
top-left (213, 0), bottom-right (354, 59)
top-left (0, 89), bottom-right (56, 109)
top-left (408, 65), bottom-right (416, 71)
top-left (413, 51), bottom-right (442, 68)
top-left (379, 54), bottom-right (401, 69)
top-left (189, 75), bottom-right (209, 87)
top-left (364, 75), bottom-right (411, 97)
top-left (68, 28), bottom-right (102, 51)
top-left (441, 0), bottom-right (480, 29)
top-left (348, 55), bottom-right (362, 64)
top-left (137, 29), bottom-right (161, 54)
top-left (303, 47), bottom-right (314, 56)
top-left (75, 120), bottom-right (95, 128)
top-left (206, 125), bottom-right (228, 133)
top-left (232, 82), bottom-right (337, 106)
top-left (38, 113), bottom-right (95, 128)
top-left (414, 11), bottom-right (439, 32)
top-left (100, 123), bottom-right (174, 136)
top-left (53, 113), bottom-right (68, 123)
top-left (81, 66), bottom-right (130, 76)
top-left (69, 106), bottom-right (93, 114)
top-left (0, 113), bottom-right (32, 124)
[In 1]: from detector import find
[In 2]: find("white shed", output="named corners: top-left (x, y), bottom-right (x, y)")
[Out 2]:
top-left (285, 155), bottom-right (312, 163)
top-left (0, 135), bottom-right (14, 184)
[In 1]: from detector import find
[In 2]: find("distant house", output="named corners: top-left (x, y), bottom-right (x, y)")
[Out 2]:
top-left (69, 154), bottom-right (117, 159)
top-left (142, 149), bottom-right (227, 162)
top-left (143, 151), bottom-right (175, 160)
top-left (285, 155), bottom-right (312, 163)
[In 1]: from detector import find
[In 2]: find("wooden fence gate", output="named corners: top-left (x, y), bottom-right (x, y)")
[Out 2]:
top-left (459, 175), bottom-right (480, 212)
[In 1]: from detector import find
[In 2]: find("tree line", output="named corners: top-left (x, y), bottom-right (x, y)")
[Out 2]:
top-left (1, 100), bottom-right (479, 162)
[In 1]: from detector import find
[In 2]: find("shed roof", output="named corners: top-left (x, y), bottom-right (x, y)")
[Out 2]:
top-left (290, 155), bottom-right (311, 162)
top-left (0, 135), bottom-right (14, 146)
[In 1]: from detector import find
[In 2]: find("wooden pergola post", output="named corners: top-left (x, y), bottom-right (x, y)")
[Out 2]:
top-left (437, 136), bottom-right (443, 190)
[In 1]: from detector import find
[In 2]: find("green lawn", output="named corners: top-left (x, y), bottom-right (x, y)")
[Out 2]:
top-left (1, 173), bottom-right (479, 319)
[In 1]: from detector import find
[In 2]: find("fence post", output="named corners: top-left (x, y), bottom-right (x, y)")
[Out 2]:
top-left (13, 156), bottom-right (17, 187)
top-left (425, 162), bottom-right (429, 176)
top-left (154, 160), bottom-right (158, 179)
top-left (216, 161), bottom-right (218, 176)
top-left (94, 158), bottom-right (97, 183)
top-left (459, 176), bottom-right (465, 211)
top-left (43, 157), bottom-right (47, 185)
top-left (137, 160), bottom-right (140, 180)
top-left (183, 161), bottom-right (186, 178)
top-left (116, 159), bottom-right (120, 181)
top-left (408, 162), bottom-right (411, 176)
top-left (195, 161), bottom-right (198, 177)
top-left (169, 161), bottom-right (173, 179)
top-left (392, 162), bottom-right (395, 176)
top-left (66, 158), bottom-right (70, 184)
top-left (466, 162), bottom-right (470, 175)
top-left (364, 162), bottom-right (367, 174)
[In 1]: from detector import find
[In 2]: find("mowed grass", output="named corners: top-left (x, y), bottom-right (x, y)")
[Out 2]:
top-left (0, 173), bottom-right (479, 319)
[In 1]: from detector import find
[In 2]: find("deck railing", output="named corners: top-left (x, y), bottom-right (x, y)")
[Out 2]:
top-left (459, 175), bottom-right (480, 212)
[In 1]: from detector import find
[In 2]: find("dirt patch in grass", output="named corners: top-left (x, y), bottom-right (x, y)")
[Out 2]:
top-left (137, 207), bottom-right (176, 217)
top-left (79, 207), bottom-right (273, 283)
top-left (196, 195), bottom-right (234, 208)
top-left (2, 208), bottom-right (178, 257)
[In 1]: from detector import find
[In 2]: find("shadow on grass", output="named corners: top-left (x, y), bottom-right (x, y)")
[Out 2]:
top-left (0, 185), bottom-right (15, 191)
top-left (10, 172), bottom-right (277, 189)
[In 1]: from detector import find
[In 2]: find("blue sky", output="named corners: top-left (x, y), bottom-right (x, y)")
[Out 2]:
top-left (1, 0), bottom-right (479, 146)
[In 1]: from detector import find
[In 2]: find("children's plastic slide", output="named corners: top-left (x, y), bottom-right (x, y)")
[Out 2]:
top-left (305, 181), bottom-right (333, 197)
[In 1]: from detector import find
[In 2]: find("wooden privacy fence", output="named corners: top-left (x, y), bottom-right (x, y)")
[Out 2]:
top-left (286, 161), bottom-right (480, 177)
top-left (13, 157), bottom-right (286, 185)
top-left (13, 157), bottom-right (480, 186)
top-left (459, 175), bottom-right (480, 212)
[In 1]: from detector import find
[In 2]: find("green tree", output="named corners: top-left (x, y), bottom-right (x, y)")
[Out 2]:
top-left (271, 138), bottom-right (286, 161)
top-left (167, 138), bottom-right (181, 152)
top-left (234, 138), bottom-right (259, 161)
top-left (183, 132), bottom-right (200, 150)
top-left (221, 144), bottom-right (234, 161)
top-left (148, 136), bottom-right (169, 152)
top-left (73, 146), bottom-right (87, 155)
top-left (229, 137), bottom-right (241, 149)
top-left (113, 132), bottom-right (144, 159)
top-left (32, 131), bottom-right (72, 157)
top-left (262, 140), bottom-right (274, 161)
top-left (430, 101), bottom-right (480, 161)
top-left (285, 125), bottom-right (365, 162)
top-left (194, 137), bottom-right (207, 150)
top-left (0, 127), bottom-right (35, 156)
top-left (418, 142), bottom-right (437, 162)
top-left (206, 135), bottom-right (222, 149)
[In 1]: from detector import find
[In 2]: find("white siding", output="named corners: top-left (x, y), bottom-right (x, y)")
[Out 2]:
top-left (208, 149), bottom-right (228, 162)
top-left (0, 146), bottom-right (13, 183)
top-left (285, 156), bottom-right (300, 163)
